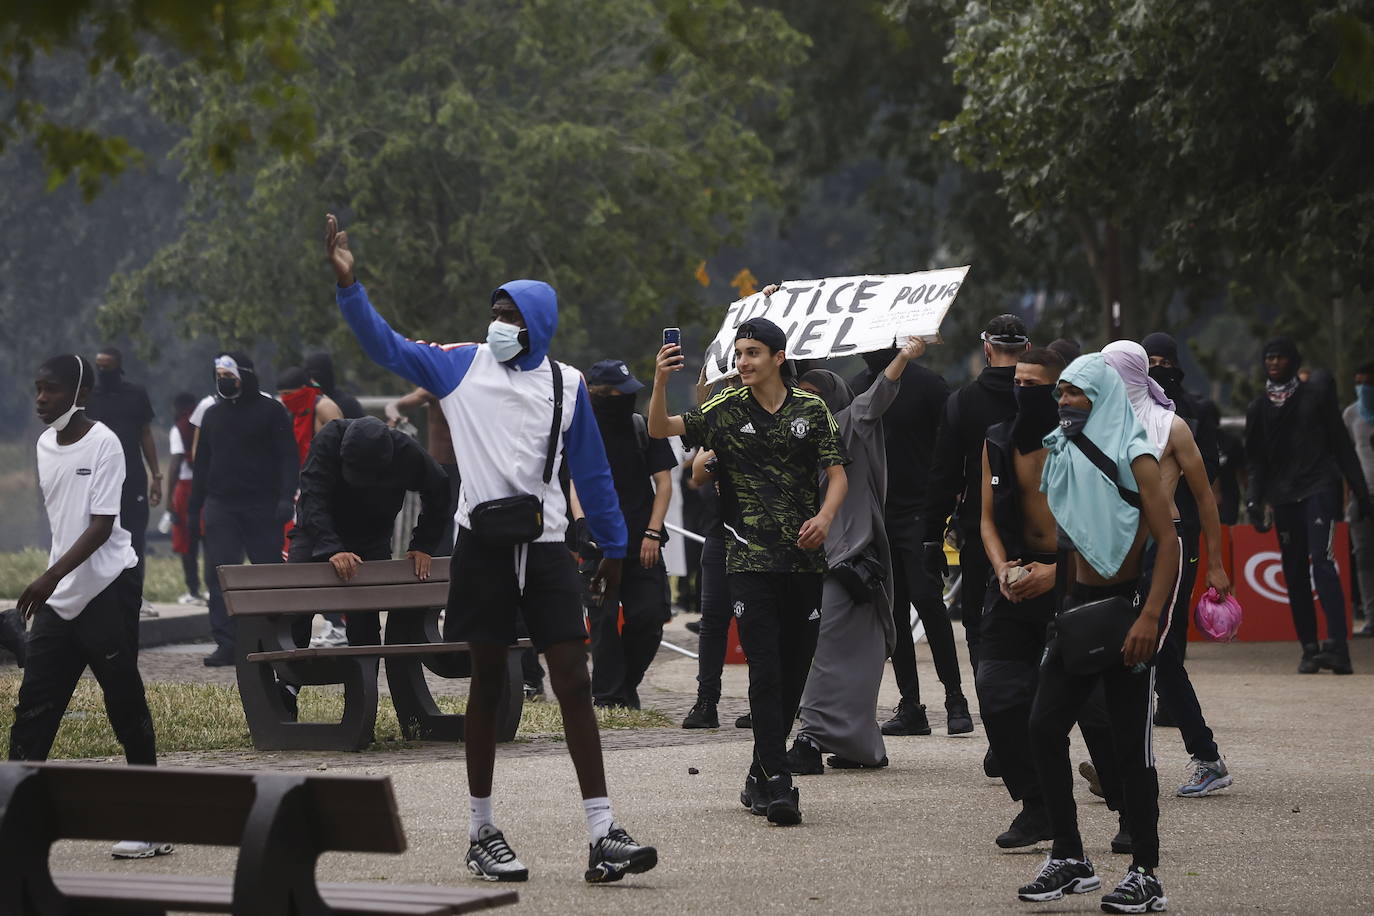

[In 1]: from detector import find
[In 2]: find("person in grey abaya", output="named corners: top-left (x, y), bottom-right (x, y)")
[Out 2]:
top-left (786, 338), bottom-right (927, 772)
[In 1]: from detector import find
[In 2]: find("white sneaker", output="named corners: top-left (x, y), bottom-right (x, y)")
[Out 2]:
top-left (111, 840), bottom-right (174, 859)
top-left (139, 600), bottom-right (159, 619)
top-left (310, 621), bottom-right (348, 648)
top-left (176, 592), bottom-right (205, 605)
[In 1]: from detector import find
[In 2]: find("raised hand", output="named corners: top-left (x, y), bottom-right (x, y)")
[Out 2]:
top-left (325, 213), bottom-right (355, 286)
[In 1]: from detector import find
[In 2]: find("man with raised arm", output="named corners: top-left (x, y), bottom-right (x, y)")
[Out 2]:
top-left (324, 215), bottom-right (654, 885)
top-left (649, 314), bottom-right (848, 827)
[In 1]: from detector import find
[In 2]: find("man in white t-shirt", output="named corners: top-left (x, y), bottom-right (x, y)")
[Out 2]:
top-left (9, 354), bottom-right (170, 860)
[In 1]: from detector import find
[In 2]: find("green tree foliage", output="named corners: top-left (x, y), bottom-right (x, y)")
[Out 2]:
top-left (1, 0), bottom-right (331, 200)
top-left (940, 0), bottom-right (1374, 382)
top-left (103, 0), bottom-right (806, 383)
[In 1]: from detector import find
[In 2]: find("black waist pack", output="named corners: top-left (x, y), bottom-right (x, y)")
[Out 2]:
top-left (829, 550), bottom-right (887, 606)
top-left (469, 361), bottom-right (562, 546)
top-left (1054, 594), bottom-right (1139, 675)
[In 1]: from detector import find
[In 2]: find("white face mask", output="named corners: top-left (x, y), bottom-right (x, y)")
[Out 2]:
top-left (486, 320), bottom-right (525, 362)
top-left (52, 355), bottom-right (84, 432)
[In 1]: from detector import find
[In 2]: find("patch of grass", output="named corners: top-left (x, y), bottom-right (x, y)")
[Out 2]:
top-left (0, 674), bottom-right (671, 759)
top-left (0, 549), bottom-right (189, 603)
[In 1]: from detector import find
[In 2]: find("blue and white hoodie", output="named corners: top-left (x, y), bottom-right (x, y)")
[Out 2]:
top-left (337, 279), bottom-right (627, 559)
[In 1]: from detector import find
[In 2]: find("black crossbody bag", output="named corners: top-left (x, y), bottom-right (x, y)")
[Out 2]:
top-left (468, 361), bottom-right (563, 545)
top-left (1052, 432), bottom-right (1142, 675)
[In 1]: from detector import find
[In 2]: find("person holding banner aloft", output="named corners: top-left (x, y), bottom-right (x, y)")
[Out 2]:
top-left (649, 316), bottom-right (848, 826)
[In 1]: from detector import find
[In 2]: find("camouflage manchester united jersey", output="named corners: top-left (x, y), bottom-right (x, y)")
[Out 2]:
top-left (682, 386), bottom-right (848, 573)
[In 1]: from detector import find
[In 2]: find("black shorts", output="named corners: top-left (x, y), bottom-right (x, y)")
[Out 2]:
top-left (443, 528), bottom-right (587, 650)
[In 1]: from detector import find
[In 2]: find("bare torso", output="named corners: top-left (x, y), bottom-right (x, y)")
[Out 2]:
top-left (1014, 448), bottom-right (1058, 553)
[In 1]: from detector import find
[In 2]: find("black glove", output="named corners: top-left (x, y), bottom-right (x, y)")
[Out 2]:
top-left (274, 500), bottom-right (295, 526)
top-left (922, 541), bottom-right (949, 580)
top-left (1247, 502), bottom-right (1270, 533)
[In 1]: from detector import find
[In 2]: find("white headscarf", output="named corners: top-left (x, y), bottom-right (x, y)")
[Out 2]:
top-left (1103, 340), bottom-right (1174, 456)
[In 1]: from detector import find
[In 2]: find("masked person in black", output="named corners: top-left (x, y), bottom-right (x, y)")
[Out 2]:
top-left (304, 351), bottom-right (365, 420)
top-left (1244, 337), bottom-right (1372, 674)
top-left (189, 352), bottom-right (299, 666)
top-left (922, 314), bottom-right (1028, 675)
top-left (977, 347), bottom-right (1066, 848)
top-left (579, 360), bottom-right (677, 709)
top-left (849, 346), bottom-right (970, 737)
top-left (86, 346), bottom-right (162, 580)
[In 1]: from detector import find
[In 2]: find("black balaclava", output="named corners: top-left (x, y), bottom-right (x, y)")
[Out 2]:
top-left (1141, 331), bottom-right (1186, 398)
top-left (304, 352), bottom-right (339, 398)
top-left (799, 368), bottom-right (855, 416)
top-left (1012, 383), bottom-right (1060, 453)
top-left (339, 416), bottom-right (395, 486)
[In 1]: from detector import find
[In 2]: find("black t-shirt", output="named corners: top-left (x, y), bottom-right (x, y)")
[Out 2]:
top-left (598, 414), bottom-right (678, 539)
top-left (85, 377), bottom-right (154, 492)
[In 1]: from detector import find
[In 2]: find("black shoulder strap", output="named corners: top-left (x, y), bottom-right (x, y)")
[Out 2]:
top-left (632, 412), bottom-right (650, 454)
top-left (1068, 434), bottom-right (1142, 509)
top-left (544, 360), bottom-right (563, 485)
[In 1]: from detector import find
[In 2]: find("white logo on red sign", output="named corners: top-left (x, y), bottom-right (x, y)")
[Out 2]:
top-left (1242, 551), bottom-right (1340, 603)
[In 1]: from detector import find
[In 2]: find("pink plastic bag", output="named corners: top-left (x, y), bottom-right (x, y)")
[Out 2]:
top-left (1195, 587), bottom-right (1243, 641)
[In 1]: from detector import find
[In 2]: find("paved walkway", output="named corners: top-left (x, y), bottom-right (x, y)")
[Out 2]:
top-left (43, 620), bottom-right (1374, 913)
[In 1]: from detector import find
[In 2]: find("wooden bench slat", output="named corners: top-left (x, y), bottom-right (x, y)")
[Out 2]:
top-left (35, 763), bottom-right (404, 853)
top-left (246, 639), bottom-right (532, 664)
top-left (219, 558), bottom-right (451, 590)
top-left (226, 582), bottom-right (450, 616)
top-left (53, 873), bottom-right (517, 914)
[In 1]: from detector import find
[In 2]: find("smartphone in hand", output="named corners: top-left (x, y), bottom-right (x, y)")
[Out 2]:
top-left (662, 327), bottom-right (681, 348)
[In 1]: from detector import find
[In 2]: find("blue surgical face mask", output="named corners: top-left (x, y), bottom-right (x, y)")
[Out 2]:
top-left (1058, 405), bottom-right (1091, 438)
top-left (487, 320), bottom-right (525, 362)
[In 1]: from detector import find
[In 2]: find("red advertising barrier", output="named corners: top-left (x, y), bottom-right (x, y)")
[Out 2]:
top-left (1192, 523), bottom-right (1352, 642)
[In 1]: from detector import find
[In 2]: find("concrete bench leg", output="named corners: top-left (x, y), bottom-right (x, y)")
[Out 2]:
top-left (236, 622), bottom-right (379, 752)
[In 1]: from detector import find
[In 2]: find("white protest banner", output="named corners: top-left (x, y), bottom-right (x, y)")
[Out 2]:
top-left (701, 266), bottom-right (971, 383)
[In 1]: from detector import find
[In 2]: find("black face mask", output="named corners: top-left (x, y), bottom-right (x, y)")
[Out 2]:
top-left (1058, 405), bottom-right (1090, 438)
top-left (1148, 365), bottom-right (1184, 394)
top-left (97, 368), bottom-right (122, 389)
top-left (591, 393), bottom-right (636, 427)
top-left (1012, 384), bottom-right (1060, 453)
top-left (216, 376), bottom-right (241, 399)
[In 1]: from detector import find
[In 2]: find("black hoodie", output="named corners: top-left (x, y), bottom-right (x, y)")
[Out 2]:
top-left (189, 354), bottom-right (299, 516)
top-left (290, 418), bottom-right (451, 558)
top-left (304, 352), bottom-right (365, 419)
top-left (921, 365), bottom-right (1017, 541)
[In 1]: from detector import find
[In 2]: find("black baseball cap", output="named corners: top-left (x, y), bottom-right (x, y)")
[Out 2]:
top-left (981, 314), bottom-right (1029, 348)
top-left (736, 317), bottom-right (788, 353)
top-left (587, 359), bottom-right (644, 394)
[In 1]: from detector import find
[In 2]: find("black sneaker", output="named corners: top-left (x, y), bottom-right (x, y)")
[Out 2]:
top-left (880, 700), bottom-right (932, 736)
top-left (827, 754), bottom-right (888, 769)
top-left (523, 680), bottom-right (545, 701)
top-left (735, 713), bottom-right (752, 729)
top-left (996, 803), bottom-right (1052, 849)
top-left (1111, 815), bottom-right (1133, 855)
top-left (202, 648), bottom-right (234, 667)
top-left (785, 737), bottom-right (824, 776)
top-left (740, 774), bottom-right (767, 815)
top-left (584, 825), bottom-right (658, 883)
top-left (682, 699), bottom-right (719, 729)
top-left (1100, 866), bottom-right (1167, 913)
top-left (984, 749), bottom-right (1001, 779)
top-left (1298, 642), bottom-right (1321, 674)
top-left (1017, 856), bottom-right (1101, 902)
top-left (764, 774), bottom-right (801, 826)
top-left (685, 619), bottom-right (702, 634)
top-left (1314, 639), bottom-right (1354, 675)
top-left (945, 694), bottom-right (974, 735)
top-left (465, 825), bottom-right (529, 882)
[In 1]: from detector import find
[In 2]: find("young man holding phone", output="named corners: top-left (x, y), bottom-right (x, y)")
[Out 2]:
top-left (649, 315), bottom-right (848, 826)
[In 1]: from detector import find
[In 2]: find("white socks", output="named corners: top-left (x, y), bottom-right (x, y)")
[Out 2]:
top-left (583, 796), bottom-right (614, 843)
top-left (473, 794), bottom-right (615, 844)
top-left (469, 795), bottom-right (494, 842)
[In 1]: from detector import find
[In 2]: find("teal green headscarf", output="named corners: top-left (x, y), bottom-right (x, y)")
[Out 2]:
top-left (1041, 353), bottom-right (1155, 579)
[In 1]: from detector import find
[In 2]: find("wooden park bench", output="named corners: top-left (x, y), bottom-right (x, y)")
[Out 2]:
top-left (221, 558), bottom-right (528, 752)
top-left (0, 761), bottom-right (517, 915)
